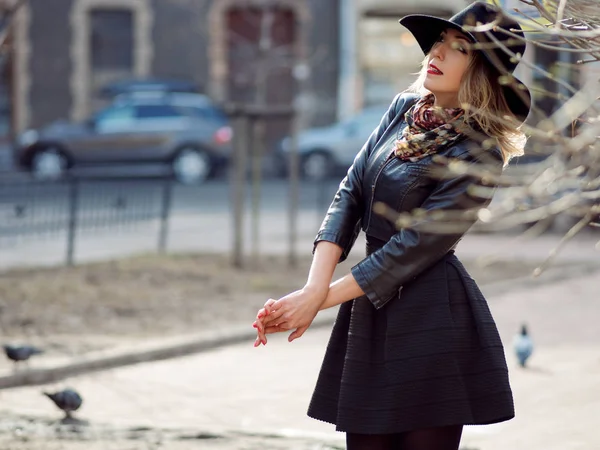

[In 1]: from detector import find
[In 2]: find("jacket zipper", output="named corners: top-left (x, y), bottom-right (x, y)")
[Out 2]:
top-left (365, 149), bottom-right (396, 231)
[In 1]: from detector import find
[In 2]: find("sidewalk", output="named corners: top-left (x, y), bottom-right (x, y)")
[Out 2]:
top-left (0, 265), bottom-right (599, 449)
top-left (1, 211), bottom-right (598, 270)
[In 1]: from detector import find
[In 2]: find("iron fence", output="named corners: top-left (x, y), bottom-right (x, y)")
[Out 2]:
top-left (0, 174), bottom-right (174, 265)
top-left (0, 172), bottom-right (339, 267)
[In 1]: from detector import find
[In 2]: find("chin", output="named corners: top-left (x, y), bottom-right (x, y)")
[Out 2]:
top-left (423, 78), bottom-right (439, 92)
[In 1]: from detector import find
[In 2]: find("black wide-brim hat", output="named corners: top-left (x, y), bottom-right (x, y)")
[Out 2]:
top-left (399, 1), bottom-right (531, 122)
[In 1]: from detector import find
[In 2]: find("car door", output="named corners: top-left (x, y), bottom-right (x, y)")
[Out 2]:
top-left (67, 104), bottom-right (138, 163)
top-left (129, 104), bottom-right (192, 160)
top-left (68, 104), bottom-right (173, 163)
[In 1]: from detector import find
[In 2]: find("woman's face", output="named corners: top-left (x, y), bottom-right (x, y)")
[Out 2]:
top-left (424, 28), bottom-right (472, 107)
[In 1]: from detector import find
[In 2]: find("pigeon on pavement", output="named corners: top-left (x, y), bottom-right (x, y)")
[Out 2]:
top-left (3, 344), bottom-right (43, 367)
top-left (513, 324), bottom-right (534, 368)
top-left (43, 388), bottom-right (83, 419)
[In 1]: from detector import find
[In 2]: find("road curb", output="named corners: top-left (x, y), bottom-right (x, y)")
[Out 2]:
top-left (0, 309), bottom-right (339, 390)
top-left (1, 263), bottom-right (598, 390)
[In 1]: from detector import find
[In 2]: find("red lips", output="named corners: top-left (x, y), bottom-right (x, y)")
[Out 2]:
top-left (427, 63), bottom-right (443, 75)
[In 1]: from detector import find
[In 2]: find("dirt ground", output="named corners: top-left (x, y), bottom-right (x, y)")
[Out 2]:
top-left (0, 252), bottom-right (563, 357)
top-left (1, 252), bottom-right (598, 450)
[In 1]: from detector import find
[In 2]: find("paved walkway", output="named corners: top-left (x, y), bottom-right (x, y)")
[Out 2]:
top-left (1, 267), bottom-right (599, 449)
top-left (1, 210), bottom-right (598, 270)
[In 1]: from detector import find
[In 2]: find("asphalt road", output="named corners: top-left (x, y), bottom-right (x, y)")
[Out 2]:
top-left (0, 174), bottom-right (339, 211)
top-left (0, 141), bottom-right (339, 219)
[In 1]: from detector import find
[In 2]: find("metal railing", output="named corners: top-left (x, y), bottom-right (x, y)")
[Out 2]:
top-left (0, 171), bottom-right (339, 267)
top-left (0, 174), bottom-right (174, 265)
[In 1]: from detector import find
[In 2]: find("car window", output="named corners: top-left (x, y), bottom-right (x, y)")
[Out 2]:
top-left (206, 107), bottom-right (227, 122)
top-left (95, 105), bottom-right (135, 132)
top-left (135, 104), bottom-right (183, 119)
top-left (174, 106), bottom-right (208, 120)
top-left (177, 105), bottom-right (228, 122)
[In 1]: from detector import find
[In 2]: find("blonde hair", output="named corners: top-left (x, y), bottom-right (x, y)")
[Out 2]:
top-left (407, 51), bottom-right (527, 166)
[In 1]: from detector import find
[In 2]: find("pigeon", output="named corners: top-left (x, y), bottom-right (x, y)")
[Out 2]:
top-left (43, 389), bottom-right (83, 419)
top-left (513, 324), bottom-right (534, 368)
top-left (3, 344), bottom-right (43, 366)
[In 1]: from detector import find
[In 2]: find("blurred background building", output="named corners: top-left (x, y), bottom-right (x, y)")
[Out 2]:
top-left (0, 0), bottom-right (595, 156)
top-left (0, 0), bottom-right (341, 150)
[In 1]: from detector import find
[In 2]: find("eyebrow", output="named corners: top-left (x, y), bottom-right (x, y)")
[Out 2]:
top-left (441, 31), bottom-right (471, 42)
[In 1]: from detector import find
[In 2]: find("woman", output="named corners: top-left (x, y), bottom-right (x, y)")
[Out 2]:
top-left (253, 2), bottom-right (531, 449)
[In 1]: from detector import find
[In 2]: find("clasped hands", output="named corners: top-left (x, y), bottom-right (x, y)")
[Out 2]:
top-left (252, 286), bottom-right (327, 347)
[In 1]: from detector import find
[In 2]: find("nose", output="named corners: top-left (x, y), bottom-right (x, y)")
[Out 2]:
top-left (430, 42), bottom-right (445, 61)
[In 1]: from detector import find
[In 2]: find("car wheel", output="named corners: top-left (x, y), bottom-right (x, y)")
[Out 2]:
top-left (172, 147), bottom-right (212, 185)
top-left (31, 147), bottom-right (68, 181)
top-left (302, 151), bottom-right (332, 181)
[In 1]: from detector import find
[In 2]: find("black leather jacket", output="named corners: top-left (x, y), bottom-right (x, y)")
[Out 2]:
top-left (314, 93), bottom-right (504, 309)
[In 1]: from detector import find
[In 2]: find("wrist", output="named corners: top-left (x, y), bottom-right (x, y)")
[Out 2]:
top-left (302, 283), bottom-right (329, 299)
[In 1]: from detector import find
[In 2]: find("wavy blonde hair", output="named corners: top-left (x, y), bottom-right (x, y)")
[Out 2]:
top-left (407, 50), bottom-right (527, 166)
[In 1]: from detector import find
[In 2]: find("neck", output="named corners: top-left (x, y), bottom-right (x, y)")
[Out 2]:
top-left (432, 93), bottom-right (460, 109)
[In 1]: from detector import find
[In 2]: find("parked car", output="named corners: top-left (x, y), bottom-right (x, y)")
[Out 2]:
top-left (99, 77), bottom-right (200, 99)
top-left (14, 92), bottom-right (232, 184)
top-left (274, 105), bottom-right (388, 180)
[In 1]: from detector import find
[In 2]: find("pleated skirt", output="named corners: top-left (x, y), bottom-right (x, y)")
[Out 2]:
top-left (307, 246), bottom-right (514, 434)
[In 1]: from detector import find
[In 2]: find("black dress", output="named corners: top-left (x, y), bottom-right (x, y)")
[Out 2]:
top-left (306, 104), bottom-right (514, 434)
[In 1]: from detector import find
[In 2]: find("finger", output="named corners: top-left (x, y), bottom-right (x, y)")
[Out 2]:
top-left (288, 324), bottom-right (310, 342)
top-left (253, 318), bottom-right (267, 336)
top-left (253, 318), bottom-right (265, 334)
top-left (256, 320), bottom-right (268, 344)
top-left (257, 307), bottom-right (272, 320)
top-left (263, 308), bottom-right (286, 326)
top-left (255, 310), bottom-right (272, 329)
top-left (258, 299), bottom-right (277, 318)
top-left (263, 299), bottom-right (277, 315)
top-left (257, 327), bottom-right (268, 345)
top-left (268, 319), bottom-right (292, 331)
top-left (264, 324), bottom-right (287, 334)
top-left (252, 318), bottom-right (267, 344)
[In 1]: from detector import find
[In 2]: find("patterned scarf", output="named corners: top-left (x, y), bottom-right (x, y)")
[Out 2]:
top-left (394, 93), bottom-right (468, 162)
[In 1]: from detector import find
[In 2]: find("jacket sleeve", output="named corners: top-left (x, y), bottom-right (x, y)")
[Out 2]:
top-left (350, 147), bottom-right (504, 309)
top-left (313, 93), bottom-right (406, 262)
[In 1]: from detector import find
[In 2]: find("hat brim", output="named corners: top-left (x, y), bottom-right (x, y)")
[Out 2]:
top-left (399, 14), bottom-right (531, 122)
top-left (399, 15), bottom-right (475, 54)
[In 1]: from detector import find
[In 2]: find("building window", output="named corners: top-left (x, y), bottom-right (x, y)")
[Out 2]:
top-left (90, 9), bottom-right (134, 71)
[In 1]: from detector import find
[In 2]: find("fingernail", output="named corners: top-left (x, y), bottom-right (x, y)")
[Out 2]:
top-left (252, 323), bottom-right (257, 329)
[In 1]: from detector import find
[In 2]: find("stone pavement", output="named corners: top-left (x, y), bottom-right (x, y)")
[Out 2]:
top-left (1, 265), bottom-right (599, 449)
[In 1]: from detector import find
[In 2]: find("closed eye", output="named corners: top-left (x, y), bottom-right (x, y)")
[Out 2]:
top-left (436, 33), bottom-right (469, 54)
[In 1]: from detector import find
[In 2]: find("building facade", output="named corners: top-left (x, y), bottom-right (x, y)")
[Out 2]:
top-left (2, 0), bottom-right (341, 145)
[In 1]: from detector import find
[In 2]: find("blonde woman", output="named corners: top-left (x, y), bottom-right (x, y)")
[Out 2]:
top-left (253, 2), bottom-right (530, 449)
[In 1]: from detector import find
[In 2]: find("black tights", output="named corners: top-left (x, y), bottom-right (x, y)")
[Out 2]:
top-left (346, 425), bottom-right (463, 450)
